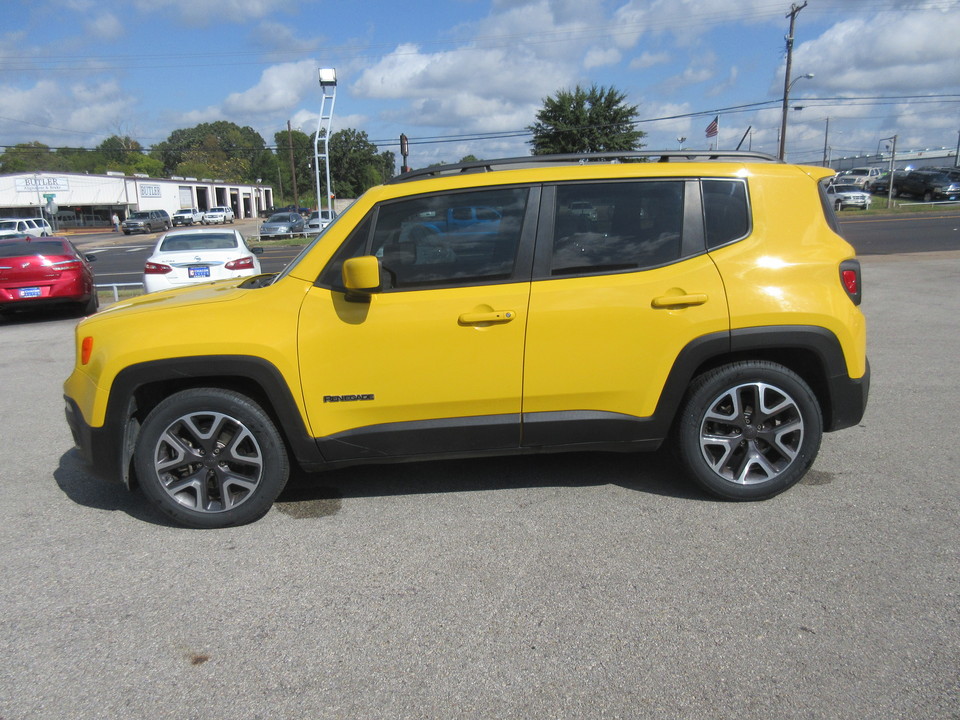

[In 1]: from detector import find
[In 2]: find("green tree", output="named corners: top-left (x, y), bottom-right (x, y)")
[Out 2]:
top-left (274, 128), bottom-right (314, 205)
top-left (328, 129), bottom-right (394, 197)
top-left (527, 84), bottom-right (645, 155)
top-left (152, 121), bottom-right (268, 182)
top-left (0, 141), bottom-right (68, 173)
top-left (97, 135), bottom-right (143, 165)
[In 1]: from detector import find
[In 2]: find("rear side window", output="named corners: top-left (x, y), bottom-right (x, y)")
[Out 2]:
top-left (551, 181), bottom-right (684, 275)
top-left (702, 179), bottom-right (750, 249)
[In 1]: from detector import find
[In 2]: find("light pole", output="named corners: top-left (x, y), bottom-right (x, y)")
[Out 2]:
top-left (676, 136), bottom-right (686, 150)
top-left (314, 68), bottom-right (337, 218)
top-left (778, 73), bottom-right (813, 160)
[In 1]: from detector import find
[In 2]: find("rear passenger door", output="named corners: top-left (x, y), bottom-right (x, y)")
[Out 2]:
top-left (521, 179), bottom-right (733, 446)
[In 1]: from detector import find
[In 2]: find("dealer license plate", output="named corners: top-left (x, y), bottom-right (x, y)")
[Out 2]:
top-left (188, 266), bottom-right (210, 279)
top-left (19, 287), bottom-right (42, 298)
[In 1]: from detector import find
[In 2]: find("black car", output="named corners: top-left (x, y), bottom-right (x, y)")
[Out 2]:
top-left (868, 170), bottom-right (908, 194)
top-left (897, 169), bottom-right (960, 201)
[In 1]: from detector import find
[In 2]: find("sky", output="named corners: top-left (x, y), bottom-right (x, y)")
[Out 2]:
top-left (2, 0), bottom-right (959, 171)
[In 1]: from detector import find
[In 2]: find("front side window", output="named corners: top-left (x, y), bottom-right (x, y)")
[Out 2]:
top-left (551, 181), bottom-right (684, 275)
top-left (372, 187), bottom-right (529, 289)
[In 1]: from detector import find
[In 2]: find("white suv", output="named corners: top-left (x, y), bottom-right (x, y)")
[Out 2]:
top-left (0, 217), bottom-right (48, 238)
top-left (203, 206), bottom-right (235, 224)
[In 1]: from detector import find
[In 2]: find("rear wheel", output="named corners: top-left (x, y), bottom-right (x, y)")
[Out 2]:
top-left (134, 389), bottom-right (290, 528)
top-left (923, 190), bottom-right (933, 202)
top-left (77, 292), bottom-right (99, 317)
top-left (674, 361), bottom-right (823, 500)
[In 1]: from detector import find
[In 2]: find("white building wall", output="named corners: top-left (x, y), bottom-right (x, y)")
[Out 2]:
top-left (0, 172), bottom-right (268, 221)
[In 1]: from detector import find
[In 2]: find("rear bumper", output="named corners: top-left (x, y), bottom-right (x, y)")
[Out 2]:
top-left (825, 358), bottom-right (870, 431)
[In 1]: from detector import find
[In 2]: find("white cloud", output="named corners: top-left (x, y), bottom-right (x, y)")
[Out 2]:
top-left (352, 42), bottom-right (569, 133)
top-left (132, 0), bottom-right (295, 25)
top-left (86, 13), bottom-right (124, 40)
top-left (792, 11), bottom-right (960, 93)
top-left (584, 47), bottom-right (621, 69)
top-left (0, 79), bottom-right (137, 146)
top-left (629, 52), bottom-right (670, 70)
top-left (222, 60), bottom-right (318, 115)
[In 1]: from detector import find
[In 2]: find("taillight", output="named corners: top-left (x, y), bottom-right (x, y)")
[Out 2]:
top-left (81, 336), bottom-right (93, 365)
top-left (840, 259), bottom-right (862, 305)
top-left (225, 256), bottom-right (254, 270)
top-left (144, 262), bottom-right (172, 274)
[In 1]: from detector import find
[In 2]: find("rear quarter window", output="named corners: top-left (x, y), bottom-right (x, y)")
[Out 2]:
top-left (702, 179), bottom-right (751, 249)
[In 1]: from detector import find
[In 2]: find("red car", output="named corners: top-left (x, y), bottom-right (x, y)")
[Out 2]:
top-left (0, 235), bottom-right (99, 316)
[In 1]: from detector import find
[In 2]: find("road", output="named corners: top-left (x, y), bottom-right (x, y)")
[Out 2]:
top-left (0, 241), bottom-right (958, 717)
top-left (74, 213), bottom-right (960, 288)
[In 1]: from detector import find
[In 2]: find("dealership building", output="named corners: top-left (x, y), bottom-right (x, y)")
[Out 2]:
top-left (0, 171), bottom-right (274, 229)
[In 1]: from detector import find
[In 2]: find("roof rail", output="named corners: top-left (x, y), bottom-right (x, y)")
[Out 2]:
top-left (388, 150), bottom-right (782, 183)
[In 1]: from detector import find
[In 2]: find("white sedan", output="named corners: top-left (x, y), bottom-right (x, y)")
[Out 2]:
top-left (143, 228), bottom-right (264, 293)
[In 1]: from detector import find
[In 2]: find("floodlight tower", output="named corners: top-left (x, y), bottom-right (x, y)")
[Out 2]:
top-left (314, 68), bottom-right (337, 218)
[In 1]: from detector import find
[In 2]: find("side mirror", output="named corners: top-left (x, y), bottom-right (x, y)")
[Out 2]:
top-left (342, 255), bottom-right (381, 302)
top-left (251, 246), bottom-right (264, 255)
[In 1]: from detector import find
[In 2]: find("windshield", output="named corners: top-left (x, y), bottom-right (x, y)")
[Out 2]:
top-left (272, 199), bottom-right (357, 284)
top-left (0, 221), bottom-right (16, 230)
top-left (267, 213), bottom-right (294, 222)
top-left (130, 212), bottom-right (149, 219)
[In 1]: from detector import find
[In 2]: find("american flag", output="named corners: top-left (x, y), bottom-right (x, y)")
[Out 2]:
top-left (705, 116), bottom-right (719, 138)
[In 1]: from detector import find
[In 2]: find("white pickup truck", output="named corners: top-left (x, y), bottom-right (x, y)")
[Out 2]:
top-left (172, 208), bottom-right (203, 226)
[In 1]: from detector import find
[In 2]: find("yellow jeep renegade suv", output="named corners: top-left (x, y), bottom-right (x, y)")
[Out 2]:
top-left (64, 152), bottom-right (869, 528)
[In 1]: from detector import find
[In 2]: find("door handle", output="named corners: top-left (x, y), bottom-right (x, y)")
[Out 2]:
top-left (458, 310), bottom-right (516, 324)
top-left (651, 293), bottom-right (708, 308)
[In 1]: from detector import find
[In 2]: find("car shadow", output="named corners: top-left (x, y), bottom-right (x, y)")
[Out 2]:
top-left (0, 305), bottom-right (84, 326)
top-left (54, 449), bottom-right (178, 527)
top-left (275, 449), bottom-right (710, 516)
top-left (54, 446), bottom-right (712, 527)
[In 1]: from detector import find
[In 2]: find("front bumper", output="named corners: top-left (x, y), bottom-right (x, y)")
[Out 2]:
top-left (64, 395), bottom-right (126, 486)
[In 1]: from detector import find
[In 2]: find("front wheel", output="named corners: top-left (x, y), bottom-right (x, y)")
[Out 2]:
top-left (674, 361), bottom-right (823, 500)
top-left (134, 389), bottom-right (290, 528)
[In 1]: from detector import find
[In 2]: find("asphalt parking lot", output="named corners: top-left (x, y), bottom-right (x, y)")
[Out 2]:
top-left (1, 252), bottom-right (958, 719)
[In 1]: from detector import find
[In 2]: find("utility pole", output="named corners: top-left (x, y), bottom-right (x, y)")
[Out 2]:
top-left (287, 119), bottom-right (299, 211)
top-left (822, 117), bottom-right (830, 167)
top-left (778, 1), bottom-right (807, 160)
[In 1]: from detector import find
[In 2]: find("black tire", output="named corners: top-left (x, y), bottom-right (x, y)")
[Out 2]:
top-left (134, 389), bottom-right (289, 528)
top-left (78, 292), bottom-right (99, 317)
top-left (674, 361), bottom-right (823, 501)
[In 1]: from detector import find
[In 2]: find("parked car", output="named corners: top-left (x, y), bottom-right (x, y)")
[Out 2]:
top-left (835, 167), bottom-right (883, 189)
top-left (0, 217), bottom-right (46, 238)
top-left (172, 208), bottom-right (203, 226)
top-left (142, 228), bottom-right (264, 293)
top-left (203, 206), bottom-right (235, 224)
top-left (122, 210), bottom-right (171, 235)
top-left (26, 218), bottom-right (54, 236)
top-left (825, 183), bottom-right (872, 210)
top-left (269, 204), bottom-right (312, 217)
top-left (897, 169), bottom-right (960, 201)
top-left (0, 235), bottom-right (98, 315)
top-left (259, 212), bottom-right (305, 238)
top-left (868, 170), bottom-right (908, 194)
top-left (305, 209), bottom-right (334, 233)
top-left (64, 150), bottom-right (869, 528)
